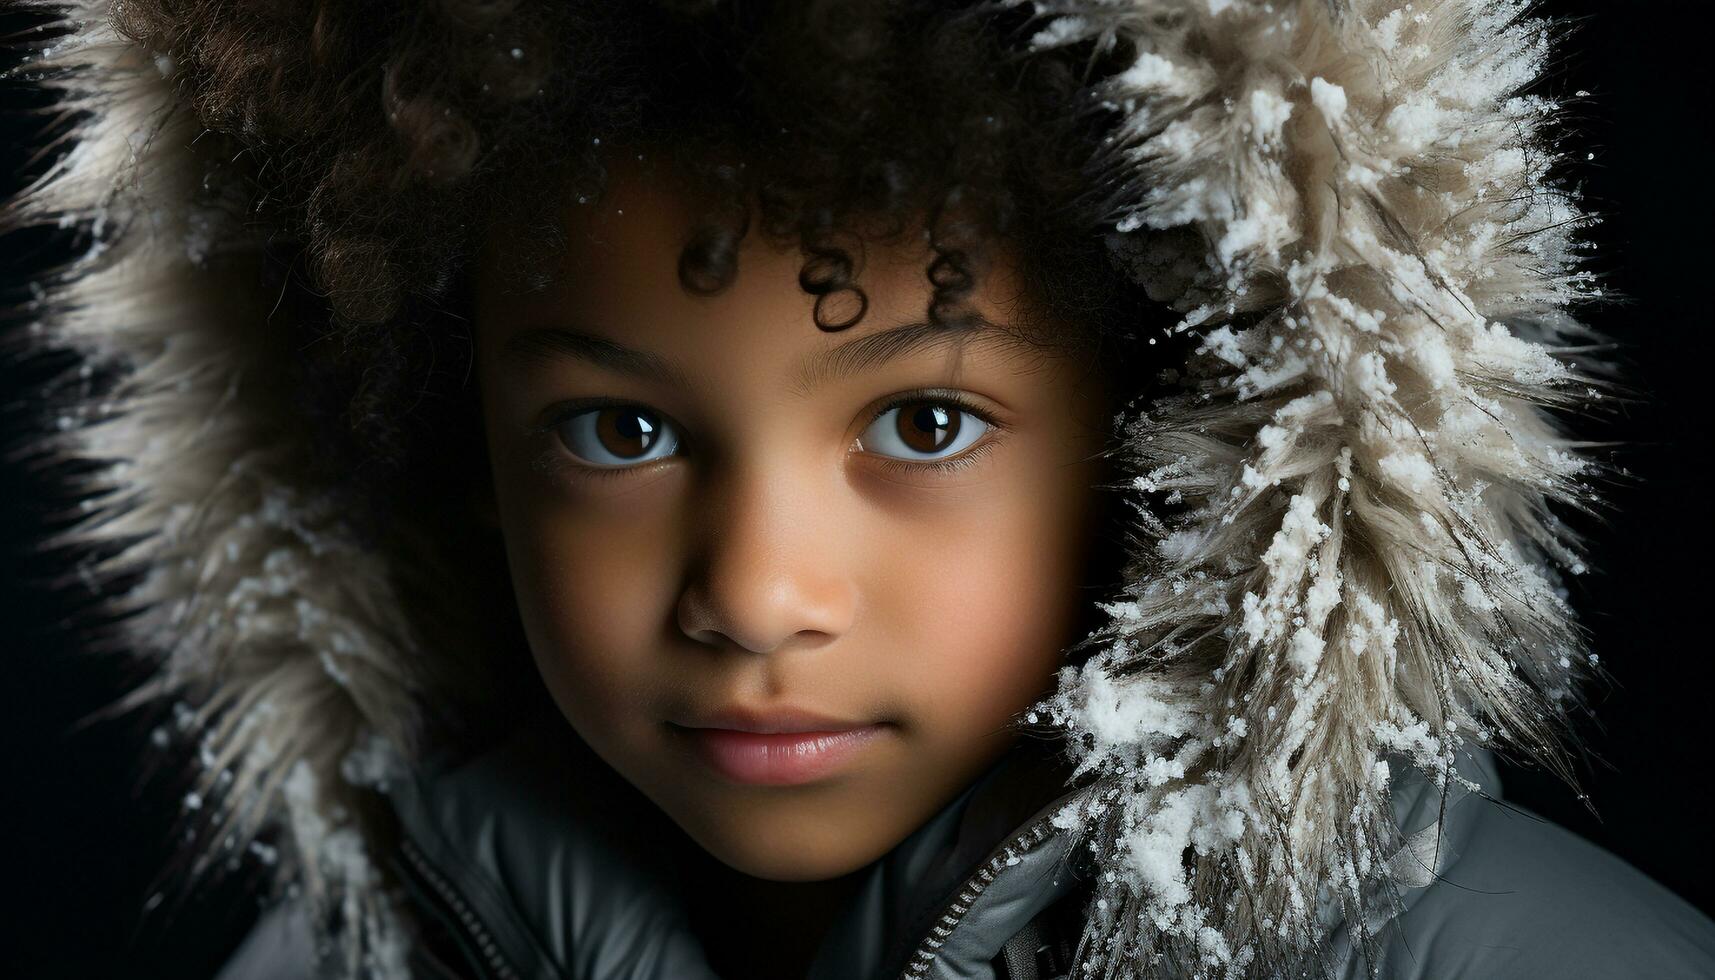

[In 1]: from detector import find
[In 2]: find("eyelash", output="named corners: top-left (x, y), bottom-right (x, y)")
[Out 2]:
top-left (527, 387), bottom-right (1010, 482)
top-left (863, 389), bottom-right (1008, 478)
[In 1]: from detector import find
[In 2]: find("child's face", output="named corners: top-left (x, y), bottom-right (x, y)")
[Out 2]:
top-left (472, 158), bottom-right (1112, 882)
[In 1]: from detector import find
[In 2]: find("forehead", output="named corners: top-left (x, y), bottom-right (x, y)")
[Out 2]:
top-left (472, 158), bottom-right (1060, 388)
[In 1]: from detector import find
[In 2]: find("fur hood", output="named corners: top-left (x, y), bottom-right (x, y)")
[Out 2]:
top-left (3, 0), bottom-right (1605, 977)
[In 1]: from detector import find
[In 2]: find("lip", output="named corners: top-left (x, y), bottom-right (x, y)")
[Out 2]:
top-left (671, 723), bottom-right (891, 786)
top-left (673, 704), bottom-right (877, 734)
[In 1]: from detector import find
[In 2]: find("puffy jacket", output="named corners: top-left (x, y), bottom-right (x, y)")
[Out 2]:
top-left (213, 715), bottom-right (1715, 979)
top-left (8, 0), bottom-right (1715, 977)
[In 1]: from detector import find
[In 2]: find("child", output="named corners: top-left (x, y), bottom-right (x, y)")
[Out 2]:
top-left (6, 1), bottom-right (1713, 978)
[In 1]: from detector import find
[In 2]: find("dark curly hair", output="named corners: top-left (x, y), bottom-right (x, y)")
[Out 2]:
top-left (115, 1), bottom-right (1154, 431)
top-left (102, 0), bottom-right (1164, 733)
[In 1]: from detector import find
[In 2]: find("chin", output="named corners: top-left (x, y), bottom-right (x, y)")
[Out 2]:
top-left (671, 802), bottom-right (889, 882)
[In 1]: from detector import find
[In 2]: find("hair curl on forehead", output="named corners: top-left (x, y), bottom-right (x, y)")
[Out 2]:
top-left (487, 139), bottom-right (1005, 339)
top-left (112, 0), bottom-right (1162, 509)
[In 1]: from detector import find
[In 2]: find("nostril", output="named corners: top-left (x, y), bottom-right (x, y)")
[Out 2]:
top-left (675, 573), bottom-right (854, 656)
top-left (676, 473), bottom-right (859, 652)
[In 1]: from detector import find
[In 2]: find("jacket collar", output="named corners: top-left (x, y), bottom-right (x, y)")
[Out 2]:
top-left (384, 718), bottom-right (1502, 980)
top-left (805, 739), bottom-right (1097, 980)
top-left (384, 717), bottom-right (1097, 980)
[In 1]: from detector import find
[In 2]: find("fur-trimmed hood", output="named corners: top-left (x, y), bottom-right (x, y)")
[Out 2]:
top-left (3, 1), bottom-right (1606, 977)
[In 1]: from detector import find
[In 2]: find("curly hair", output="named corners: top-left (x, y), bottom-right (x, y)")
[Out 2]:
top-left (103, 0), bottom-right (1165, 726)
top-left (116, 1), bottom-right (1155, 424)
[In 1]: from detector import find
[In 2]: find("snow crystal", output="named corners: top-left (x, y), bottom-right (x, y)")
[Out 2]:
top-left (1074, 667), bottom-right (1200, 756)
top-left (1378, 452), bottom-right (1436, 495)
top-left (1412, 333), bottom-right (1457, 388)
top-left (340, 730), bottom-right (406, 790)
top-left (1248, 89), bottom-right (1293, 144)
top-left (1118, 51), bottom-right (1180, 92)
top-left (1198, 325), bottom-right (1248, 368)
top-left (1309, 77), bottom-right (1347, 123)
top-left (1028, 15), bottom-right (1087, 49)
top-left (1125, 787), bottom-right (1203, 910)
top-left (1303, 568), bottom-right (1342, 625)
top-left (248, 841), bottom-right (279, 866)
top-left (1288, 628), bottom-right (1324, 673)
top-left (1140, 753), bottom-right (1189, 787)
top-left (1385, 92), bottom-right (1448, 154)
top-left (1215, 197), bottom-right (1293, 269)
top-left (1157, 530), bottom-right (1205, 562)
top-left (1459, 576), bottom-right (1495, 613)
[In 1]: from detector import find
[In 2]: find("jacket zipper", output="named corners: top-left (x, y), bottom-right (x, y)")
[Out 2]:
top-left (896, 801), bottom-right (1070, 980)
top-left (397, 835), bottom-right (525, 980)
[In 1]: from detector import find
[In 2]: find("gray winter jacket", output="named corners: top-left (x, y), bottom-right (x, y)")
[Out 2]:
top-left (216, 717), bottom-right (1715, 980)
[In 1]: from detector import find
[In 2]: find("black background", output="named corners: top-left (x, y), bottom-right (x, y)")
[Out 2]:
top-left (3, 2), bottom-right (1711, 977)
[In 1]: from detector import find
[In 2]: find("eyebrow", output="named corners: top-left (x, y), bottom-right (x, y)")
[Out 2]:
top-left (500, 315), bottom-right (1027, 396)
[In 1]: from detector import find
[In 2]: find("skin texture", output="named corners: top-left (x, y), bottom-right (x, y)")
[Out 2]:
top-left (471, 157), bottom-right (1114, 976)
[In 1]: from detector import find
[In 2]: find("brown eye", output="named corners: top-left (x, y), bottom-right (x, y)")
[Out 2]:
top-left (555, 406), bottom-right (680, 467)
top-left (899, 403), bottom-right (959, 453)
top-left (860, 399), bottom-right (989, 462)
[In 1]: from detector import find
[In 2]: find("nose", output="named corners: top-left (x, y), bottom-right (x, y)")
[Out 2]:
top-left (675, 460), bottom-right (857, 654)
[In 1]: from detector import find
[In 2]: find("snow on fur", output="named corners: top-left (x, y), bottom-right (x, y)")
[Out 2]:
top-left (1006, 0), bottom-right (1602, 976)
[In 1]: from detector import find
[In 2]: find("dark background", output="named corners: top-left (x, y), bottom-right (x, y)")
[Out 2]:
top-left (3, 2), bottom-right (1710, 977)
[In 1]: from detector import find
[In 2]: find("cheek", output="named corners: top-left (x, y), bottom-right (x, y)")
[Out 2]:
top-left (875, 470), bottom-right (1097, 742)
top-left (494, 483), bottom-right (681, 741)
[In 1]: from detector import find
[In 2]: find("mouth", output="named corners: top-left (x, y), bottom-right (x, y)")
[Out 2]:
top-left (666, 707), bottom-right (894, 786)
top-left (671, 704), bottom-right (879, 734)
top-left (668, 725), bottom-right (892, 785)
